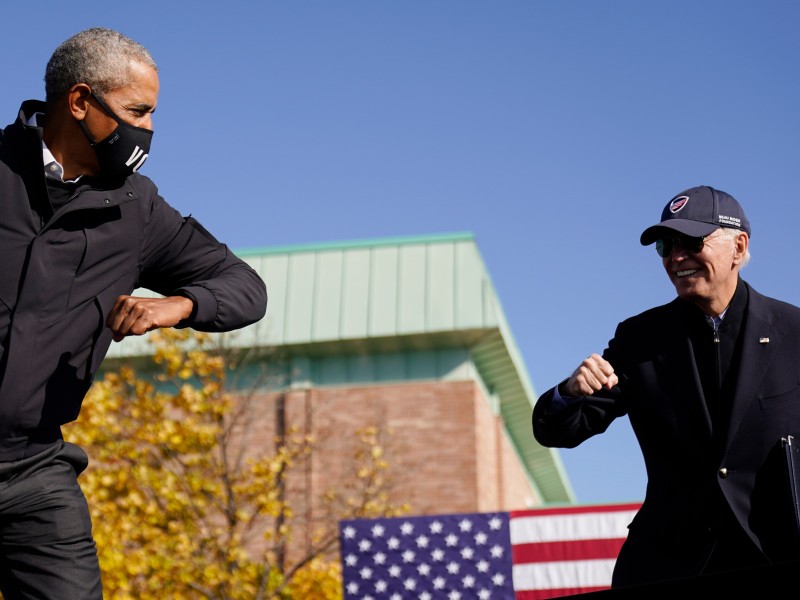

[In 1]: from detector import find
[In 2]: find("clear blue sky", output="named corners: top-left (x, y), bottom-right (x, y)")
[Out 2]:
top-left (3, 1), bottom-right (799, 505)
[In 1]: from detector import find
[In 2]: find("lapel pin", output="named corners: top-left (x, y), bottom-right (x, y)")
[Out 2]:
top-left (759, 337), bottom-right (770, 344)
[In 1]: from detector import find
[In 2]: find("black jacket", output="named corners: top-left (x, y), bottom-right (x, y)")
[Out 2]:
top-left (0, 101), bottom-right (267, 460)
top-left (533, 281), bottom-right (800, 585)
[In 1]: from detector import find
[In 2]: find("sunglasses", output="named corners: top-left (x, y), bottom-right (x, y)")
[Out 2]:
top-left (655, 234), bottom-right (706, 258)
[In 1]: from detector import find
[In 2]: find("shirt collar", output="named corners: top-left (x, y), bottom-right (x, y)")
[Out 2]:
top-left (26, 111), bottom-right (82, 183)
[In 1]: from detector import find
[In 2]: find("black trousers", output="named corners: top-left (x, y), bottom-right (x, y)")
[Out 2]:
top-left (0, 442), bottom-right (102, 599)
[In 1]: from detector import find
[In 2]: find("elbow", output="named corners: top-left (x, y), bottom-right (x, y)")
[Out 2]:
top-left (245, 281), bottom-right (268, 325)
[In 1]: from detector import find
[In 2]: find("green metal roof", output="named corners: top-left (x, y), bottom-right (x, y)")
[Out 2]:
top-left (106, 232), bottom-right (574, 504)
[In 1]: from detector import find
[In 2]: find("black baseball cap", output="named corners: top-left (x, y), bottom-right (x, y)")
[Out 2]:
top-left (640, 185), bottom-right (751, 246)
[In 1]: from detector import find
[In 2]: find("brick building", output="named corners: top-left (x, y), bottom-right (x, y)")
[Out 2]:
top-left (106, 232), bottom-right (573, 520)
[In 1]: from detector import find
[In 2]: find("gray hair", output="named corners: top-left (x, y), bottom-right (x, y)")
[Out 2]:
top-left (44, 27), bottom-right (158, 102)
top-left (719, 227), bottom-right (751, 268)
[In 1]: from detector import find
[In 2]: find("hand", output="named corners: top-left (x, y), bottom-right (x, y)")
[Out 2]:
top-left (563, 353), bottom-right (619, 397)
top-left (106, 295), bottom-right (195, 342)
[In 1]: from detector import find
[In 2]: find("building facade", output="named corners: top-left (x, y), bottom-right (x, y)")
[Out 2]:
top-left (106, 233), bottom-right (573, 520)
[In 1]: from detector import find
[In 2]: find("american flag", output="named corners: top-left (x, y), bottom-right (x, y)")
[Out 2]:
top-left (339, 502), bottom-right (641, 599)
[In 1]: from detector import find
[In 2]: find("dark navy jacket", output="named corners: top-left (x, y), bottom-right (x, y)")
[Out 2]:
top-left (533, 281), bottom-right (800, 585)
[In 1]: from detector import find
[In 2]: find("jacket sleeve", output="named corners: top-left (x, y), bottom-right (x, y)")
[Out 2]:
top-left (137, 190), bottom-right (267, 332)
top-left (532, 385), bottom-right (627, 448)
top-left (532, 324), bottom-right (629, 448)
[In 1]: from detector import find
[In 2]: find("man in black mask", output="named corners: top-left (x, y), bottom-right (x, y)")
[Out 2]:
top-left (0, 28), bottom-right (267, 598)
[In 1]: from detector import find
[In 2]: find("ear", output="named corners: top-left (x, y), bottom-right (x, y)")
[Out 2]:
top-left (732, 232), bottom-right (749, 265)
top-left (66, 83), bottom-right (93, 121)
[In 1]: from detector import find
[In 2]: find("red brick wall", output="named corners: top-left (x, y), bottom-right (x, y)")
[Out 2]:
top-left (236, 380), bottom-right (539, 517)
top-left (227, 379), bottom-right (542, 562)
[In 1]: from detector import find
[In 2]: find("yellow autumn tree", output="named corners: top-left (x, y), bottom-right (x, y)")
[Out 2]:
top-left (63, 329), bottom-right (408, 599)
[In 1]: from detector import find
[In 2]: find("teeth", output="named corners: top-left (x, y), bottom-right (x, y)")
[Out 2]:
top-left (677, 269), bottom-right (697, 277)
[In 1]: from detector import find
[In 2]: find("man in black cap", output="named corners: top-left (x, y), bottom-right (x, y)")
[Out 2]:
top-left (533, 185), bottom-right (800, 587)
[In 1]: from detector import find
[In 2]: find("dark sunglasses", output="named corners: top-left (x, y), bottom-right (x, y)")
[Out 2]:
top-left (655, 234), bottom-right (706, 258)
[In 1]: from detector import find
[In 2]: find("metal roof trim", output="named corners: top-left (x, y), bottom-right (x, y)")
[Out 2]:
top-left (236, 231), bottom-right (476, 257)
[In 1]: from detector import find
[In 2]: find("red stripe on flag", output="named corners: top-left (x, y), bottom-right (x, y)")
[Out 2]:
top-left (513, 537), bottom-right (627, 563)
top-left (515, 585), bottom-right (611, 599)
top-left (510, 502), bottom-right (642, 519)
top-left (509, 503), bottom-right (641, 597)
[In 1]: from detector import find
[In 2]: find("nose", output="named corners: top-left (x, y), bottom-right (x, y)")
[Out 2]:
top-left (670, 245), bottom-right (689, 259)
top-left (661, 245), bottom-right (689, 264)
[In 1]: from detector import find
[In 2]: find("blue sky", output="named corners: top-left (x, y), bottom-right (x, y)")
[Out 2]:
top-left (3, 1), bottom-right (799, 505)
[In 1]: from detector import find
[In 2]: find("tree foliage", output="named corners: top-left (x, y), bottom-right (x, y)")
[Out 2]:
top-left (63, 329), bottom-right (408, 599)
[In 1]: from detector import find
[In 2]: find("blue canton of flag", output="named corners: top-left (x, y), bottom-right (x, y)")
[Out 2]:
top-left (339, 512), bottom-right (515, 600)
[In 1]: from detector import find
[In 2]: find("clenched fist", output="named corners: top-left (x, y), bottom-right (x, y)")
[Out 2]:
top-left (106, 295), bottom-right (195, 342)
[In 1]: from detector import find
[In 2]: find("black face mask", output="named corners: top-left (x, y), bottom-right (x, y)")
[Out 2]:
top-left (78, 92), bottom-right (153, 179)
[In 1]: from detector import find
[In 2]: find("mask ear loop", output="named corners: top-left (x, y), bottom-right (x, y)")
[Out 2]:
top-left (76, 91), bottom-right (140, 147)
top-left (76, 89), bottom-right (111, 146)
top-left (90, 92), bottom-right (123, 125)
top-left (77, 118), bottom-right (100, 146)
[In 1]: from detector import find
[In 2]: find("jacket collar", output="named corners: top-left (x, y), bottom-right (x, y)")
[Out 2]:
top-left (3, 100), bottom-right (48, 176)
top-left (18, 99), bottom-right (48, 128)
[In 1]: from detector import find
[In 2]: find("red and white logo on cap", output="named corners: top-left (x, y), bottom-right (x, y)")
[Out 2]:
top-left (669, 196), bottom-right (689, 213)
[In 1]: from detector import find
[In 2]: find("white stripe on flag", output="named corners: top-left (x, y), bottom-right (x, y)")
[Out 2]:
top-left (510, 510), bottom-right (638, 543)
top-left (512, 558), bottom-right (619, 591)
